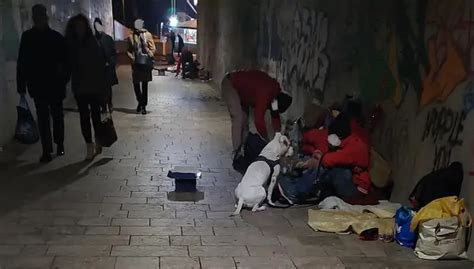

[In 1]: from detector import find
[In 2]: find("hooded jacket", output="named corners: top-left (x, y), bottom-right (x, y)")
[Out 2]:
top-left (228, 70), bottom-right (282, 138)
top-left (321, 132), bottom-right (371, 194)
top-left (301, 128), bottom-right (329, 155)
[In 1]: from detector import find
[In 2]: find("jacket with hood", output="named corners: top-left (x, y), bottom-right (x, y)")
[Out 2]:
top-left (228, 70), bottom-right (282, 138)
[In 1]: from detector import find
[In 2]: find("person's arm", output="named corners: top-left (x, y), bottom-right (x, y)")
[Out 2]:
top-left (321, 147), bottom-right (354, 167)
top-left (302, 144), bottom-right (316, 156)
top-left (108, 35), bottom-right (117, 67)
top-left (271, 115), bottom-right (281, 133)
top-left (58, 35), bottom-right (71, 85)
top-left (126, 36), bottom-right (135, 61)
top-left (16, 33), bottom-right (28, 94)
top-left (146, 32), bottom-right (156, 58)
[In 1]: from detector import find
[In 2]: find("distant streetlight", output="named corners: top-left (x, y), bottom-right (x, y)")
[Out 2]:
top-left (169, 15), bottom-right (178, 27)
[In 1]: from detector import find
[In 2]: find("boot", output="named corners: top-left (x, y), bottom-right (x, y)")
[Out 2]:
top-left (85, 143), bottom-right (95, 161)
top-left (95, 143), bottom-right (103, 155)
top-left (57, 144), bottom-right (65, 156)
top-left (40, 153), bottom-right (52, 163)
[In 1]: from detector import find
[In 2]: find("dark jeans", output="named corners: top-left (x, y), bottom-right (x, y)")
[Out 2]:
top-left (133, 82), bottom-right (148, 107)
top-left (34, 97), bottom-right (64, 154)
top-left (318, 167), bottom-right (361, 198)
top-left (76, 94), bottom-right (102, 144)
top-left (279, 167), bottom-right (360, 204)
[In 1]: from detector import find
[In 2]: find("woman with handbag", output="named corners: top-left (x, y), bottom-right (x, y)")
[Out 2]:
top-left (127, 18), bottom-right (156, 115)
top-left (65, 14), bottom-right (107, 161)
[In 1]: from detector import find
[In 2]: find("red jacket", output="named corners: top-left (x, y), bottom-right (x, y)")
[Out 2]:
top-left (350, 119), bottom-right (370, 145)
top-left (229, 70), bottom-right (282, 138)
top-left (321, 133), bottom-right (371, 194)
top-left (301, 128), bottom-right (329, 155)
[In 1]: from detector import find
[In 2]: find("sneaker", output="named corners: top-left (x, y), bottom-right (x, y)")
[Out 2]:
top-left (40, 153), bottom-right (52, 163)
top-left (141, 107), bottom-right (147, 115)
top-left (85, 143), bottom-right (95, 161)
top-left (57, 144), bottom-right (65, 156)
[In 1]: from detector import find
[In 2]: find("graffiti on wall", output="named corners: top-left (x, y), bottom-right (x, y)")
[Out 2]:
top-left (422, 107), bottom-right (466, 171)
top-left (259, 2), bottom-right (329, 102)
top-left (351, 0), bottom-right (473, 108)
top-left (377, 117), bottom-right (409, 169)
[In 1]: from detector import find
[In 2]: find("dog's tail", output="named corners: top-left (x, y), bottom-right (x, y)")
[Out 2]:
top-left (230, 198), bottom-right (244, 217)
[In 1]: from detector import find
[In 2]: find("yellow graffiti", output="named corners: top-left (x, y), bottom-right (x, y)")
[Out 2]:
top-left (420, 30), bottom-right (467, 107)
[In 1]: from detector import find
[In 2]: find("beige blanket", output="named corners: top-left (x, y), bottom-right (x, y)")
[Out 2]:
top-left (308, 209), bottom-right (395, 236)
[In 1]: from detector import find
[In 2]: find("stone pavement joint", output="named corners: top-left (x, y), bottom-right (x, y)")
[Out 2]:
top-left (0, 67), bottom-right (472, 268)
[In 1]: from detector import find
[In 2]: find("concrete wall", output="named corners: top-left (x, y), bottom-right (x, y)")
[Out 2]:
top-left (198, 0), bottom-right (259, 85)
top-left (0, 0), bottom-right (112, 146)
top-left (199, 0), bottom-right (474, 257)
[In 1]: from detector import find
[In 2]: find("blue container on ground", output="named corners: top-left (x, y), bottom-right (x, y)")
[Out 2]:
top-left (394, 206), bottom-right (416, 248)
top-left (167, 167), bottom-right (201, 192)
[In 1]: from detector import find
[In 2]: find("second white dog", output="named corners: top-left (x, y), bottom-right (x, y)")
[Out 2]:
top-left (231, 133), bottom-right (293, 216)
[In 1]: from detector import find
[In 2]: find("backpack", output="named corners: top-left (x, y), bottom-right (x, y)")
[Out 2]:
top-left (409, 162), bottom-right (463, 211)
top-left (232, 133), bottom-right (267, 173)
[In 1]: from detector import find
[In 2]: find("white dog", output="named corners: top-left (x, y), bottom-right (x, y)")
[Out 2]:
top-left (231, 133), bottom-right (294, 216)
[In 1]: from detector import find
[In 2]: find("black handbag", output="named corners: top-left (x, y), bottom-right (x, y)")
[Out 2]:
top-left (96, 111), bottom-right (117, 147)
top-left (134, 33), bottom-right (154, 68)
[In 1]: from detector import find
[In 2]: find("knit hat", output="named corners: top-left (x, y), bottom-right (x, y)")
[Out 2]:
top-left (328, 113), bottom-right (351, 140)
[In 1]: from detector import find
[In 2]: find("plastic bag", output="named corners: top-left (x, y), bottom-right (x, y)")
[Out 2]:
top-left (415, 216), bottom-right (470, 260)
top-left (15, 95), bottom-right (39, 144)
top-left (411, 196), bottom-right (469, 231)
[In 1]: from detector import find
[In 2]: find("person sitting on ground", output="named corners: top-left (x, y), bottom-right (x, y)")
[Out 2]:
top-left (300, 103), bottom-right (329, 157)
top-left (221, 70), bottom-right (293, 154)
top-left (276, 111), bottom-right (370, 205)
top-left (317, 112), bottom-right (371, 198)
top-left (176, 48), bottom-right (197, 79)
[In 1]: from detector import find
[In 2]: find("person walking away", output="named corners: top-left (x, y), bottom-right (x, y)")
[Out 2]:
top-left (170, 30), bottom-right (176, 55)
top-left (221, 70), bottom-right (292, 154)
top-left (93, 18), bottom-right (118, 112)
top-left (65, 14), bottom-right (107, 161)
top-left (127, 18), bottom-right (156, 115)
top-left (177, 34), bottom-right (184, 57)
top-left (17, 4), bottom-right (69, 163)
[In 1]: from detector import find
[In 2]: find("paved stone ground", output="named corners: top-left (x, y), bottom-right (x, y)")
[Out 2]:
top-left (0, 67), bottom-right (472, 269)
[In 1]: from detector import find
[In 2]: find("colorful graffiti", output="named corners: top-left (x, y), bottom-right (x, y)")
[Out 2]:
top-left (353, 0), bottom-right (473, 108)
top-left (420, 0), bottom-right (469, 107)
top-left (391, 0), bottom-right (428, 106)
top-left (258, 2), bottom-right (329, 102)
top-left (422, 107), bottom-right (466, 171)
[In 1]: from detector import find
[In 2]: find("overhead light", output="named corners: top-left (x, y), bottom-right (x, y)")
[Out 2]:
top-left (169, 15), bottom-right (178, 27)
top-left (194, 0), bottom-right (198, 5)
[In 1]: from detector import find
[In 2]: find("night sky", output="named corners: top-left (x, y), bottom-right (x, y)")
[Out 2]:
top-left (113, 0), bottom-right (197, 35)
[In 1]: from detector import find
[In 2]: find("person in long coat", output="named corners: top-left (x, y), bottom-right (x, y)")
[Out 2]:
top-left (127, 18), bottom-right (156, 115)
top-left (94, 18), bottom-right (118, 112)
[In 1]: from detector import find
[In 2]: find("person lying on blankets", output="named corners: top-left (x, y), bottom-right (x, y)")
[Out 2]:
top-left (221, 70), bottom-right (293, 153)
top-left (277, 112), bottom-right (371, 204)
